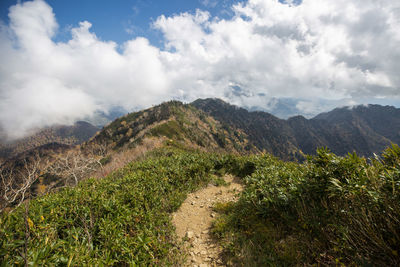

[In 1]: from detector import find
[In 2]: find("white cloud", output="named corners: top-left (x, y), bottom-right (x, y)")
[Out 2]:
top-left (1, 0), bottom-right (400, 139)
top-left (155, 0), bottom-right (400, 109)
top-left (0, 0), bottom-right (170, 140)
top-left (200, 0), bottom-right (218, 8)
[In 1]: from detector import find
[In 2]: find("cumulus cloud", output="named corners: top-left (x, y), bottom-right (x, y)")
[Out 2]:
top-left (0, 0), bottom-right (169, 139)
top-left (1, 0), bottom-right (400, 139)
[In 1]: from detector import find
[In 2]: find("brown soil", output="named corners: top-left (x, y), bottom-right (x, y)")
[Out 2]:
top-left (172, 175), bottom-right (243, 267)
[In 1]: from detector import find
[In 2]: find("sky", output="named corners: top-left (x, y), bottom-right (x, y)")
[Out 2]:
top-left (0, 0), bottom-right (399, 140)
top-left (0, 0), bottom-right (243, 45)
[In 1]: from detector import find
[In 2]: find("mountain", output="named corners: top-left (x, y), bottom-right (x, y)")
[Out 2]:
top-left (288, 105), bottom-right (396, 156)
top-left (2, 99), bottom-right (399, 162)
top-left (191, 98), bottom-right (299, 159)
top-left (89, 100), bottom-right (256, 154)
top-left (192, 98), bottom-right (399, 158)
top-left (313, 104), bottom-right (400, 145)
top-left (0, 121), bottom-right (99, 160)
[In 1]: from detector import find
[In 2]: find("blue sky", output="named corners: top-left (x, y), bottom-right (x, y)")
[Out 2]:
top-left (0, 0), bottom-right (399, 139)
top-left (0, 0), bottom-right (303, 46)
top-left (1, 0), bottom-right (242, 46)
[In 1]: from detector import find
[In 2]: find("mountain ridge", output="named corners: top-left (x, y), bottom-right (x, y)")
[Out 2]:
top-left (2, 99), bottom-right (399, 162)
top-left (0, 121), bottom-right (99, 160)
top-left (89, 100), bottom-right (256, 154)
top-left (192, 98), bottom-right (399, 158)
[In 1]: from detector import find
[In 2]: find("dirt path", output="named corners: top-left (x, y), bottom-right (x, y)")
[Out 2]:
top-left (172, 175), bottom-right (243, 267)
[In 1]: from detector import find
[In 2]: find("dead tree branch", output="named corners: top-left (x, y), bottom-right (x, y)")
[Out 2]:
top-left (0, 153), bottom-right (43, 212)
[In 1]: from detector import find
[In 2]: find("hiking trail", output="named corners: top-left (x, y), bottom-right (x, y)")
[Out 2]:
top-left (172, 175), bottom-right (243, 267)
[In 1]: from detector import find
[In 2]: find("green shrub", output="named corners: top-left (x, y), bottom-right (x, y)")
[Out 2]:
top-left (213, 145), bottom-right (400, 266)
top-left (150, 121), bottom-right (184, 140)
top-left (0, 148), bottom-right (223, 266)
top-left (99, 155), bottom-right (112, 166)
top-left (3, 143), bottom-right (399, 266)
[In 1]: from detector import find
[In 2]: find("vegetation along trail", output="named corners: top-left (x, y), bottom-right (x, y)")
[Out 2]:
top-left (172, 175), bottom-right (243, 267)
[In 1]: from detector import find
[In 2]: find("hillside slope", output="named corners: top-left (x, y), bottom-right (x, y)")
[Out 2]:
top-left (309, 105), bottom-right (400, 154)
top-left (193, 98), bottom-right (399, 158)
top-left (1, 101), bottom-right (258, 212)
top-left (192, 98), bottom-right (300, 160)
top-left (0, 121), bottom-right (99, 160)
top-left (2, 144), bottom-right (400, 266)
top-left (89, 100), bottom-right (256, 154)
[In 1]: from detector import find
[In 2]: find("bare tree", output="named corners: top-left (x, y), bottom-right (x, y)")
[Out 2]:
top-left (90, 141), bottom-right (108, 158)
top-left (0, 153), bottom-right (42, 212)
top-left (0, 141), bottom-right (110, 212)
top-left (87, 141), bottom-right (108, 171)
top-left (47, 149), bottom-right (102, 187)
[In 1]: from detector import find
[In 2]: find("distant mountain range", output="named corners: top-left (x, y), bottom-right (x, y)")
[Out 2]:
top-left (89, 98), bottom-right (400, 160)
top-left (1, 99), bottom-right (399, 161)
top-left (0, 121), bottom-right (99, 159)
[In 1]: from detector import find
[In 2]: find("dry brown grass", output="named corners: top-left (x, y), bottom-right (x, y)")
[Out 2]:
top-left (92, 137), bottom-right (165, 178)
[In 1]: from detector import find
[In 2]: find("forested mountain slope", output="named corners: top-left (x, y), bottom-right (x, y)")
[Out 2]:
top-left (0, 121), bottom-right (99, 160)
top-left (193, 98), bottom-right (400, 158)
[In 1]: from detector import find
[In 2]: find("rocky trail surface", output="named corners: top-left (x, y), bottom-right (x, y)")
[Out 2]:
top-left (172, 175), bottom-right (243, 267)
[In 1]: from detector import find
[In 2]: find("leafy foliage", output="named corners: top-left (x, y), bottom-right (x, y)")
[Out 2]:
top-left (0, 148), bottom-right (231, 265)
top-left (2, 137), bottom-right (400, 265)
top-left (212, 145), bottom-right (400, 265)
top-left (150, 121), bottom-right (184, 140)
